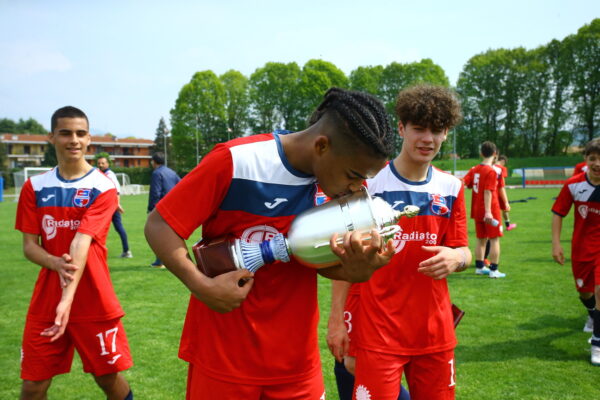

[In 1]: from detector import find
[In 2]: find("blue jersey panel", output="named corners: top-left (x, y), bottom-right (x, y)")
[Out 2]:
top-left (35, 186), bottom-right (102, 208)
top-left (375, 190), bottom-right (456, 219)
top-left (221, 178), bottom-right (316, 217)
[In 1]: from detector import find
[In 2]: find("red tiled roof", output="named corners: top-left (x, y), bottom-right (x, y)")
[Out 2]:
top-left (0, 133), bottom-right (153, 145)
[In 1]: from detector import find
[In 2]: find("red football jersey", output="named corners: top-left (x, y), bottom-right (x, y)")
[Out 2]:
top-left (15, 168), bottom-right (122, 322)
top-left (552, 174), bottom-right (600, 262)
top-left (573, 161), bottom-right (588, 176)
top-left (156, 133), bottom-right (323, 385)
top-left (354, 164), bottom-right (468, 355)
top-left (463, 164), bottom-right (500, 221)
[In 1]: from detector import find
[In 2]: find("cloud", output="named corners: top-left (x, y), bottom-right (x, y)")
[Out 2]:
top-left (0, 41), bottom-right (72, 76)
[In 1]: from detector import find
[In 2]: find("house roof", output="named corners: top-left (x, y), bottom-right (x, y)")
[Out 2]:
top-left (0, 133), bottom-right (154, 146)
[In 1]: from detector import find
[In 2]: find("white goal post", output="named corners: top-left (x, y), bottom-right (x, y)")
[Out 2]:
top-left (12, 167), bottom-right (53, 201)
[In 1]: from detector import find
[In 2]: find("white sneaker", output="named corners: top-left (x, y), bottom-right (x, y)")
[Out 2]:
top-left (120, 250), bottom-right (133, 258)
top-left (584, 316), bottom-right (594, 333)
top-left (475, 266), bottom-right (491, 275)
top-left (489, 270), bottom-right (506, 278)
top-left (591, 345), bottom-right (600, 366)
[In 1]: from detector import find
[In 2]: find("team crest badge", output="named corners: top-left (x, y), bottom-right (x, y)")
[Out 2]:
top-left (430, 193), bottom-right (449, 216)
top-left (314, 186), bottom-right (329, 206)
top-left (73, 188), bottom-right (92, 207)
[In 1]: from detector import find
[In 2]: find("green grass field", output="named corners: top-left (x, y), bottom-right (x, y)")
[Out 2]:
top-left (1, 188), bottom-right (598, 399)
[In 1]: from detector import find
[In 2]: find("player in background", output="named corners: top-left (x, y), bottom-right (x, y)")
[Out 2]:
top-left (328, 84), bottom-right (471, 400)
top-left (15, 106), bottom-right (133, 399)
top-left (144, 88), bottom-right (397, 399)
top-left (96, 154), bottom-right (132, 258)
top-left (463, 141), bottom-right (506, 278)
top-left (495, 155), bottom-right (516, 231)
top-left (551, 137), bottom-right (600, 365)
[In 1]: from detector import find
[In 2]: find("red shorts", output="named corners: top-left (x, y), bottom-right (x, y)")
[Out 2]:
top-left (21, 318), bottom-right (133, 381)
top-left (344, 292), bottom-right (360, 358)
top-left (186, 363), bottom-right (326, 400)
top-left (354, 348), bottom-right (456, 400)
top-left (571, 259), bottom-right (600, 293)
top-left (474, 220), bottom-right (503, 239)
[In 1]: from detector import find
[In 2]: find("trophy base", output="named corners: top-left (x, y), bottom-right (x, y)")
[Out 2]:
top-left (192, 237), bottom-right (241, 278)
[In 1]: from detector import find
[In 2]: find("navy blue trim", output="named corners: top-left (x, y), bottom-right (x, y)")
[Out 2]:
top-left (55, 167), bottom-right (95, 183)
top-left (273, 132), bottom-right (312, 179)
top-left (389, 162), bottom-right (432, 185)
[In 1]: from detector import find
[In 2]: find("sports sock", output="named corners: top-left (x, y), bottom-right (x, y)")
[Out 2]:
top-left (592, 308), bottom-right (600, 347)
top-left (580, 296), bottom-right (596, 318)
top-left (334, 360), bottom-right (355, 400)
top-left (505, 220), bottom-right (511, 228)
top-left (475, 260), bottom-right (484, 269)
top-left (490, 263), bottom-right (499, 272)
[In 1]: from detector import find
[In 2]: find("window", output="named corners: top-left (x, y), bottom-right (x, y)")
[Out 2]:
top-left (24, 145), bottom-right (30, 154)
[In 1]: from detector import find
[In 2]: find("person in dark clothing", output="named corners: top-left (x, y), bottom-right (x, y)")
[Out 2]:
top-left (148, 152), bottom-right (180, 268)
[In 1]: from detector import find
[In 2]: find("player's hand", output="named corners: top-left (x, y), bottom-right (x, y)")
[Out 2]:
top-left (52, 254), bottom-right (79, 288)
top-left (483, 211), bottom-right (494, 225)
top-left (330, 230), bottom-right (394, 282)
top-left (504, 204), bottom-right (511, 212)
top-left (194, 269), bottom-right (255, 313)
top-left (418, 246), bottom-right (462, 279)
top-left (41, 298), bottom-right (72, 342)
top-left (552, 244), bottom-right (565, 265)
top-left (327, 317), bottom-right (350, 362)
top-left (117, 204), bottom-right (125, 214)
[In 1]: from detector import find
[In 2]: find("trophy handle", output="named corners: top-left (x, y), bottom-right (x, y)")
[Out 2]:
top-left (313, 225), bottom-right (401, 249)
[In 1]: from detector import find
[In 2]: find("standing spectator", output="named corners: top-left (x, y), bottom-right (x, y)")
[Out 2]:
top-left (329, 84), bottom-right (471, 400)
top-left (147, 152), bottom-right (180, 268)
top-left (495, 155), bottom-right (517, 231)
top-left (96, 154), bottom-right (132, 258)
top-left (552, 138), bottom-right (600, 365)
top-left (144, 87), bottom-right (397, 399)
top-left (15, 106), bottom-right (133, 400)
top-left (463, 141), bottom-right (506, 278)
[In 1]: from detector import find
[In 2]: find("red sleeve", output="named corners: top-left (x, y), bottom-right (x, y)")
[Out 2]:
top-left (480, 167), bottom-right (497, 192)
top-left (497, 173), bottom-right (506, 189)
top-left (501, 165), bottom-right (508, 178)
top-left (551, 183), bottom-right (573, 217)
top-left (15, 180), bottom-right (40, 235)
top-left (156, 143), bottom-right (233, 240)
top-left (463, 168), bottom-right (473, 188)
top-left (443, 184), bottom-right (469, 247)
top-left (78, 188), bottom-right (118, 241)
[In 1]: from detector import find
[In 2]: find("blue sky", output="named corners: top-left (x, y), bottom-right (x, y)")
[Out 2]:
top-left (1, 0), bottom-right (598, 139)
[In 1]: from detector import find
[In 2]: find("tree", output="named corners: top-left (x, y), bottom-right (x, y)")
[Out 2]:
top-left (248, 62), bottom-right (302, 132)
top-left (170, 70), bottom-right (228, 170)
top-left (349, 65), bottom-right (384, 95)
top-left (152, 117), bottom-right (171, 164)
top-left (18, 118), bottom-right (47, 134)
top-left (220, 70), bottom-right (250, 138)
top-left (42, 143), bottom-right (57, 167)
top-left (568, 19), bottom-right (600, 143)
top-left (0, 118), bottom-right (17, 133)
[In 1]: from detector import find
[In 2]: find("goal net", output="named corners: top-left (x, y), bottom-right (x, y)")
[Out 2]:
top-left (13, 167), bottom-right (53, 201)
top-left (115, 172), bottom-right (143, 195)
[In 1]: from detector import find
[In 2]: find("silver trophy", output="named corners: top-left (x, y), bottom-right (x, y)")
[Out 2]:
top-left (192, 187), bottom-right (419, 277)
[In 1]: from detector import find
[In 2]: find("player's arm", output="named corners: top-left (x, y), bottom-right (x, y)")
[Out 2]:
top-left (551, 213), bottom-right (565, 265)
top-left (317, 229), bottom-right (395, 282)
top-left (327, 280), bottom-right (352, 361)
top-left (144, 210), bottom-right (254, 313)
top-left (22, 233), bottom-right (78, 287)
top-left (418, 246), bottom-right (472, 279)
top-left (499, 187), bottom-right (510, 211)
top-left (41, 232), bottom-right (92, 342)
top-left (483, 189), bottom-right (493, 224)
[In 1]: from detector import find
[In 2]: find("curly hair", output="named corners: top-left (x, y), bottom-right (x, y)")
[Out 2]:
top-left (309, 87), bottom-right (395, 158)
top-left (394, 84), bottom-right (462, 132)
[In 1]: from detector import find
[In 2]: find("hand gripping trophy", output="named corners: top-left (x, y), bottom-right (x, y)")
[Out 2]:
top-left (192, 187), bottom-right (419, 277)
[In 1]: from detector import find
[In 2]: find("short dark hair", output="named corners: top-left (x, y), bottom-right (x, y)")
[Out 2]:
top-left (584, 138), bottom-right (600, 156)
top-left (395, 85), bottom-right (462, 132)
top-left (51, 106), bottom-right (89, 132)
top-left (497, 154), bottom-right (508, 164)
top-left (480, 141), bottom-right (497, 158)
top-left (152, 152), bottom-right (165, 165)
top-left (308, 87), bottom-right (394, 158)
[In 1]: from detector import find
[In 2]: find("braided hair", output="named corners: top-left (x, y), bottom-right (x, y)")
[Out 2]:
top-left (309, 88), bottom-right (394, 158)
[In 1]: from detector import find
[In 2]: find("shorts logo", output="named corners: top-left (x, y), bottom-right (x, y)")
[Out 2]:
top-left (73, 188), bottom-right (91, 207)
top-left (240, 225), bottom-right (280, 243)
top-left (430, 193), bottom-right (449, 216)
top-left (576, 278), bottom-right (584, 288)
top-left (42, 214), bottom-right (81, 240)
top-left (578, 205), bottom-right (588, 219)
top-left (355, 384), bottom-right (372, 400)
